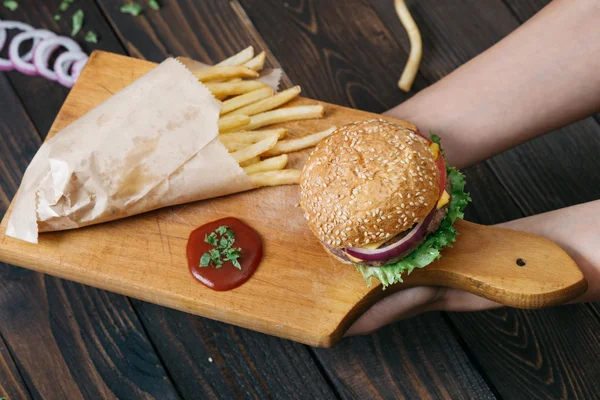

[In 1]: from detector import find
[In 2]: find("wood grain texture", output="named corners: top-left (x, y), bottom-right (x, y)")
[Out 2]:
top-left (369, 1), bottom-right (600, 399)
top-left (0, 0), bottom-right (126, 137)
top-left (0, 333), bottom-right (30, 400)
top-left (451, 306), bottom-right (600, 399)
top-left (94, 0), bottom-right (292, 87)
top-left (132, 301), bottom-right (337, 399)
top-left (502, 0), bottom-right (553, 21)
top-left (0, 74), bottom-right (180, 400)
top-left (238, 0), bottom-right (425, 110)
top-left (0, 51), bottom-right (582, 347)
top-left (314, 312), bottom-right (497, 400)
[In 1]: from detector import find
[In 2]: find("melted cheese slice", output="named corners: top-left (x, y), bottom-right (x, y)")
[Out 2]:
top-left (437, 190), bottom-right (450, 209)
top-left (429, 142), bottom-right (440, 159)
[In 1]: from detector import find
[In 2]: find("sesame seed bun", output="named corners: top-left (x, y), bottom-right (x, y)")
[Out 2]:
top-left (300, 119), bottom-right (439, 249)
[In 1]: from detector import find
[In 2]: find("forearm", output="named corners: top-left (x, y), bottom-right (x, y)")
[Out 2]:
top-left (386, 0), bottom-right (600, 168)
top-left (497, 201), bottom-right (600, 302)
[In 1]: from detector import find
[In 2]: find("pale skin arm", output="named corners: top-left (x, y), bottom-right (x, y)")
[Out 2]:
top-left (346, 0), bottom-right (600, 336)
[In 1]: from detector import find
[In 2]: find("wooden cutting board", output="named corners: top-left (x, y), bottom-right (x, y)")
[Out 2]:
top-left (0, 51), bottom-right (586, 347)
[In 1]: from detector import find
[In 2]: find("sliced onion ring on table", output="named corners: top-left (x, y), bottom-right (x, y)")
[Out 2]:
top-left (0, 21), bottom-right (34, 71)
top-left (345, 210), bottom-right (436, 262)
top-left (9, 29), bottom-right (56, 75)
top-left (0, 26), bottom-right (6, 52)
top-left (71, 55), bottom-right (88, 80)
top-left (33, 35), bottom-right (81, 81)
top-left (54, 51), bottom-right (86, 87)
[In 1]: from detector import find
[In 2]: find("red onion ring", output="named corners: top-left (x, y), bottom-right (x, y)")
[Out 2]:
top-left (71, 55), bottom-right (88, 80)
top-left (33, 35), bottom-right (81, 81)
top-left (0, 26), bottom-right (6, 52)
top-left (54, 51), bottom-right (86, 88)
top-left (345, 209), bottom-right (436, 262)
top-left (0, 20), bottom-right (34, 71)
top-left (9, 29), bottom-right (56, 75)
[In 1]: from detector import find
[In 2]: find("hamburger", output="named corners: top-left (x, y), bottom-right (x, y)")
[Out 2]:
top-left (299, 119), bottom-right (470, 287)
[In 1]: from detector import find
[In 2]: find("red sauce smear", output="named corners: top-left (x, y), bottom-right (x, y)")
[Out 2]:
top-left (187, 217), bottom-right (263, 291)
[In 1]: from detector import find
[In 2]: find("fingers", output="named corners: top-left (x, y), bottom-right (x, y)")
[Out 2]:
top-left (345, 287), bottom-right (441, 336)
top-left (344, 286), bottom-right (502, 337)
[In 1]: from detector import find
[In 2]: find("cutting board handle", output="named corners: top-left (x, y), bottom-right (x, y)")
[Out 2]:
top-left (339, 220), bottom-right (587, 339)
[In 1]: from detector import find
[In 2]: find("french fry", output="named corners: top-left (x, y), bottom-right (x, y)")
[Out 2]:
top-left (239, 156), bottom-right (260, 167)
top-left (245, 105), bottom-right (325, 130)
top-left (243, 155), bottom-right (288, 175)
top-left (218, 114), bottom-right (250, 132)
top-left (229, 86), bottom-right (301, 116)
top-left (194, 66), bottom-right (258, 82)
top-left (249, 169), bottom-right (301, 187)
top-left (221, 128), bottom-right (288, 141)
top-left (395, 0), bottom-right (422, 92)
top-left (205, 81), bottom-right (269, 97)
top-left (231, 134), bottom-right (278, 163)
top-left (263, 126), bottom-right (337, 157)
top-left (221, 87), bottom-right (274, 115)
top-left (221, 140), bottom-right (248, 152)
top-left (221, 128), bottom-right (289, 152)
top-left (243, 51), bottom-right (266, 71)
top-left (216, 46), bottom-right (254, 66)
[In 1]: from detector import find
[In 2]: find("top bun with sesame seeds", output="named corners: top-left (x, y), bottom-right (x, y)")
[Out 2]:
top-left (299, 119), bottom-right (439, 250)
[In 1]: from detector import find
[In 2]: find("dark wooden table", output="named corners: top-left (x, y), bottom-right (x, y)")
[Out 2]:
top-left (1, 1), bottom-right (599, 399)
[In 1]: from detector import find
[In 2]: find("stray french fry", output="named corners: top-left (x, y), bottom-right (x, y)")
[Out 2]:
top-left (395, 0), bottom-right (422, 92)
top-left (218, 114), bottom-right (250, 132)
top-left (249, 169), bottom-right (301, 187)
top-left (245, 105), bottom-right (325, 130)
top-left (243, 155), bottom-right (288, 175)
top-left (216, 46), bottom-right (254, 66)
top-left (263, 126), bottom-right (337, 157)
top-left (221, 128), bottom-right (288, 141)
top-left (229, 86), bottom-right (301, 116)
top-left (221, 87), bottom-right (274, 115)
top-left (205, 81), bottom-right (269, 97)
top-left (231, 134), bottom-right (278, 163)
top-left (243, 51), bottom-right (266, 71)
top-left (194, 66), bottom-right (259, 82)
top-left (239, 156), bottom-right (260, 167)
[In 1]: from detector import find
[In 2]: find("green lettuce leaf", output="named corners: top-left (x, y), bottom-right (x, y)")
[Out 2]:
top-left (355, 159), bottom-right (471, 288)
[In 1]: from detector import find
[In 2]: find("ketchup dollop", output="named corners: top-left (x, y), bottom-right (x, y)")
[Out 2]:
top-left (187, 217), bottom-right (263, 291)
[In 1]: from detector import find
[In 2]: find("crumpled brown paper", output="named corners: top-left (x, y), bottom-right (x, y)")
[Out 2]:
top-left (7, 58), bottom-right (263, 243)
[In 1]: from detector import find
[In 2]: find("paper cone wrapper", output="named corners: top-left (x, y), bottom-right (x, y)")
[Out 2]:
top-left (6, 58), bottom-right (256, 244)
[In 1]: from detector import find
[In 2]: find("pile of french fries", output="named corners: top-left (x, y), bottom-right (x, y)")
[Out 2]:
top-left (191, 46), bottom-right (336, 188)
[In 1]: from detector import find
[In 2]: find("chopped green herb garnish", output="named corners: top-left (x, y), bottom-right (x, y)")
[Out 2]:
top-left (85, 31), bottom-right (98, 43)
top-left (54, 14), bottom-right (61, 20)
top-left (59, 0), bottom-right (70, 11)
top-left (148, 0), bottom-right (160, 10)
top-left (120, 2), bottom-right (143, 16)
top-left (71, 9), bottom-right (84, 37)
top-left (199, 226), bottom-right (243, 270)
top-left (3, 0), bottom-right (18, 11)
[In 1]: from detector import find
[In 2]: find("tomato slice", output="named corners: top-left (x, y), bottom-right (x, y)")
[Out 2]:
top-left (435, 153), bottom-right (447, 195)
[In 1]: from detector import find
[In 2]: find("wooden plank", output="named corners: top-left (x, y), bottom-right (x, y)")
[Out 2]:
top-left (0, 74), bottom-right (180, 399)
top-left (0, 0), bottom-right (127, 138)
top-left (238, 0), bottom-right (425, 110)
top-left (369, 0), bottom-right (600, 398)
top-left (313, 312), bottom-right (497, 399)
top-left (237, 0), bottom-right (498, 397)
top-left (0, 333), bottom-right (30, 400)
top-left (132, 300), bottom-right (336, 399)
